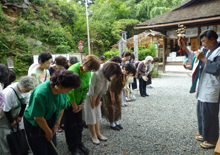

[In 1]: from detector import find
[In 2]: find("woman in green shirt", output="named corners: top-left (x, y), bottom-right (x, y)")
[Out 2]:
top-left (65, 55), bottom-right (100, 155)
top-left (23, 70), bottom-right (81, 155)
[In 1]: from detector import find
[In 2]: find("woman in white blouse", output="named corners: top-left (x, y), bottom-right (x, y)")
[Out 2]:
top-left (0, 76), bottom-right (37, 154)
top-left (84, 62), bottom-right (122, 145)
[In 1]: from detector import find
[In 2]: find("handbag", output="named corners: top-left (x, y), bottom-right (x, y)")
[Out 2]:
top-left (6, 88), bottom-right (29, 154)
top-left (6, 124), bottom-right (29, 155)
top-left (142, 76), bottom-right (148, 81)
top-left (127, 76), bottom-right (134, 83)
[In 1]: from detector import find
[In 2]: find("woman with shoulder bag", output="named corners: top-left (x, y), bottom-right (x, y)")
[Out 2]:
top-left (0, 76), bottom-right (37, 155)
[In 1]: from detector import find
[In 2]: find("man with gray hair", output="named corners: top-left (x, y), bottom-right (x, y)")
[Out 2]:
top-left (0, 76), bottom-right (37, 154)
top-left (178, 29), bottom-right (220, 149)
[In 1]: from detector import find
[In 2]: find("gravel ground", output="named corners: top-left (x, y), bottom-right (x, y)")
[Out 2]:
top-left (56, 74), bottom-right (215, 155)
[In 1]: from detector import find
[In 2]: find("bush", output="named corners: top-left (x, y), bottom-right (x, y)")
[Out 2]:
top-left (0, 3), bottom-right (7, 26)
top-left (55, 44), bottom-right (71, 53)
top-left (138, 48), bottom-right (151, 60)
top-left (138, 42), bottom-right (156, 61)
top-left (13, 35), bottom-right (29, 52)
top-left (104, 51), bottom-right (119, 60)
top-left (13, 54), bottom-right (32, 77)
top-left (0, 35), bottom-right (10, 53)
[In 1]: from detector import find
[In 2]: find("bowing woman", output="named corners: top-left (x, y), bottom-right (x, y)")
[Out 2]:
top-left (23, 71), bottom-right (81, 155)
top-left (102, 63), bottom-right (136, 130)
top-left (65, 55), bottom-right (100, 155)
top-left (84, 62), bottom-right (122, 145)
top-left (0, 76), bottom-right (37, 155)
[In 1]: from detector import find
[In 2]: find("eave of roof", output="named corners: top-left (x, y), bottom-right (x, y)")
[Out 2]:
top-left (134, 16), bottom-right (220, 29)
top-left (135, 0), bottom-right (220, 29)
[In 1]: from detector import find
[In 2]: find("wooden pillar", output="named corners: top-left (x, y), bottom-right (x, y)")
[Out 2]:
top-left (163, 37), bottom-right (166, 73)
top-left (213, 25), bottom-right (217, 32)
top-left (156, 37), bottom-right (159, 57)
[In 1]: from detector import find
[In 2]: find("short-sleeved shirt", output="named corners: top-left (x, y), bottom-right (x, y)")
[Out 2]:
top-left (67, 62), bottom-right (91, 106)
top-left (3, 83), bottom-right (30, 112)
top-left (28, 64), bottom-right (50, 86)
top-left (24, 81), bottom-right (68, 127)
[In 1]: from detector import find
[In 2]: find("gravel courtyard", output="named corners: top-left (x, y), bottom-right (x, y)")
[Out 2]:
top-left (56, 74), bottom-right (215, 155)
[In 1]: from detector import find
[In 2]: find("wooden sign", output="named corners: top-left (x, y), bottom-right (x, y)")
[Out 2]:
top-left (191, 38), bottom-right (198, 51)
top-left (78, 40), bottom-right (84, 53)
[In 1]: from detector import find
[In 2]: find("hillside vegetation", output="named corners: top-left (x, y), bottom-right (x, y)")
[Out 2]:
top-left (0, 0), bottom-right (183, 76)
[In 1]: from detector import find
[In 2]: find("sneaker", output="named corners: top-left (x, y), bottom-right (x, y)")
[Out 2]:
top-left (147, 86), bottom-right (153, 89)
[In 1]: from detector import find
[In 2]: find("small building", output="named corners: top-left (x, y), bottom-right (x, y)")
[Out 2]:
top-left (112, 30), bottom-right (166, 60)
top-left (134, 0), bottom-right (220, 73)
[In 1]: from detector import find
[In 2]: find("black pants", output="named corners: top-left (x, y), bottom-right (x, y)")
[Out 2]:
top-left (146, 74), bottom-right (152, 85)
top-left (59, 110), bottom-right (66, 128)
top-left (132, 77), bottom-right (137, 90)
top-left (64, 106), bottom-right (83, 152)
top-left (23, 114), bottom-right (57, 155)
top-left (197, 100), bottom-right (219, 142)
top-left (139, 77), bottom-right (147, 96)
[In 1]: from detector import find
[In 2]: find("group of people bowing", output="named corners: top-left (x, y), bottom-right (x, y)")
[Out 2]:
top-left (0, 52), bottom-right (157, 155)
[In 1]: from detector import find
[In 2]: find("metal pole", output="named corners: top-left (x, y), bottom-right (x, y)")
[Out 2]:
top-left (86, 0), bottom-right (91, 55)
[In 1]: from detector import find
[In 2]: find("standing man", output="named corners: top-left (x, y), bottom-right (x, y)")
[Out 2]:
top-left (178, 29), bottom-right (220, 149)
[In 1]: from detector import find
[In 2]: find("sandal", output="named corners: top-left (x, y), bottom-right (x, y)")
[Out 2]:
top-left (193, 133), bottom-right (200, 136)
top-left (200, 141), bottom-right (216, 149)
top-left (195, 135), bottom-right (203, 141)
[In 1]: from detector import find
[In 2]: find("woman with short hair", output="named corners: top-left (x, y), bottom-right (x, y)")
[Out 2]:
top-left (0, 76), bottom-right (37, 155)
top-left (84, 62), bottom-right (122, 144)
top-left (137, 56), bottom-right (153, 97)
top-left (65, 55), bottom-right (100, 155)
top-left (23, 70), bottom-right (80, 155)
top-left (28, 52), bottom-right (52, 85)
top-left (49, 56), bottom-right (68, 76)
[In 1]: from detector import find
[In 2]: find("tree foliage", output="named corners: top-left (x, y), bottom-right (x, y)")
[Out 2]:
top-left (0, 0), bottom-right (184, 76)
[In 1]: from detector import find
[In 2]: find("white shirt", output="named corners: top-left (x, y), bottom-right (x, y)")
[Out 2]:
top-left (3, 83), bottom-right (30, 112)
top-left (87, 64), bottom-right (109, 98)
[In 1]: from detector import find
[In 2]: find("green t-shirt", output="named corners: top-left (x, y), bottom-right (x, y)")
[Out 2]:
top-left (24, 80), bottom-right (68, 127)
top-left (67, 62), bottom-right (91, 106)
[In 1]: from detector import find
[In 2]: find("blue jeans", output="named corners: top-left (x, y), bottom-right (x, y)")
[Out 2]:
top-left (23, 116), bottom-right (57, 155)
